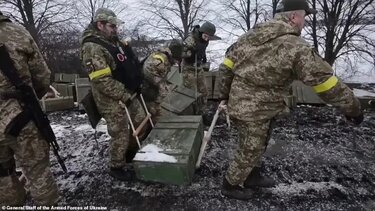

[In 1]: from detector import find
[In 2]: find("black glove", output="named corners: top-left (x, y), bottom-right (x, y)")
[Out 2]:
top-left (345, 112), bottom-right (364, 125)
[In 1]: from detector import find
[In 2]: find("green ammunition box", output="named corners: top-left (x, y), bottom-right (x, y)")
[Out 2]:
top-left (133, 115), bottom-right (203, 185)
top-left (160, 86), bottom-right (203, 115)
top-left (40, 96), bottom-right (75, 112)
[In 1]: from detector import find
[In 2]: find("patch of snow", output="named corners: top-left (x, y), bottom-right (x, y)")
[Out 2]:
top-left (74, 124), bottom-right (94, 132)
top-left (140, 143), bottom-right (164, 152)
top-left (353, 88), bottom-right (375, 97)
top-left (51, 124), bottom-right (71, 138)
top-left (72, 145), bottom-right (93, 157)
top-left (76, 114), bottom-right (87, 118)
top-left (96, 124), bottom-right (108, 133)
top-left (272, 181), bottom-right (347, 196)
top-left (134, 144), bottom-right (177, 163)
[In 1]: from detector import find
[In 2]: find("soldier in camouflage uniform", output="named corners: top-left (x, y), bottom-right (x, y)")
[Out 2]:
top-left (0, 12), bottom-right (59, 205)
top-left (142, 39), bottom-right (183, 122)
top-left (80, 8), bottom-right (144, 181)
top-left (219, 0), bottom-right (364, 200)
top-left (182, 21), bottom-right (219, 106)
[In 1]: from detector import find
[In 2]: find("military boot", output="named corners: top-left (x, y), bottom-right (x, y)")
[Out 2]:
top-left (109, 167), bottom-right (135, 181)
top-left (221, 178), bottom-right (254, 200)
top-left (244, 167), bottom-right (276, 188)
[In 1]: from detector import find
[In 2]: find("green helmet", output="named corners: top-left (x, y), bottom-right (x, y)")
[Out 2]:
top-left (198, 21), bottom-right (216, 36)
top-left (168, 39), bottom-right (183, 59)
top-left (276, 0), bottom-right (317, 15)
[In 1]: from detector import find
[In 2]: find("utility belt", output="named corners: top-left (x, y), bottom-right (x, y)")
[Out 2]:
top-left (0, 159), bottom-right (16, 177)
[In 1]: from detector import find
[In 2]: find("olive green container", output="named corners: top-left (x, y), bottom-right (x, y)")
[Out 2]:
top-left (133, 115), bottom-right (203, 185)
top-left (160, 86), bottom-right (203, 115)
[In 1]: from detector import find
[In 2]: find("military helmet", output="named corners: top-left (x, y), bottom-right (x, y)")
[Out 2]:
top-left (276, 0), bottom-right (317, 15)
top-left (167, 39), bottom-right (183, 59)
top-left (198, 21), bottom-right (216, 36)
top-left (93, 8), bottom-right (123, 25)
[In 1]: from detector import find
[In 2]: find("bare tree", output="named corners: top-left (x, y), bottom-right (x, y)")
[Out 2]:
top-left (39, 25), bottom-right (82, 75)
top-left (73, 0), bottom-right (127, 27)
top-left (271, 0), bottom-right (281, 16)
top-left (139, 0), bottom-right (210, 39)
top-left (217, 0), bottom-right (269, 34)
top-left (305, 0), bottom-right (375, 68)
top-left (1, 0), bottom-right (74, 45)
top-left (118, 21), bottom-right (166, 59)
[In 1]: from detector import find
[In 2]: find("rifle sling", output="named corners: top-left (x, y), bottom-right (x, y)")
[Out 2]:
top-left (0, 45), bottom-right (34, 136)
top-left (0, 45), bottom-right (24, 87)
top-left (5, 110), bottom-right (32, 137)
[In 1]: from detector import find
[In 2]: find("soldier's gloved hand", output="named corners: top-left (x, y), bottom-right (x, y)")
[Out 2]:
top-left (345, 112), bottom-right (364, 125)
top-left (218, 100), bottom-right (227, 111)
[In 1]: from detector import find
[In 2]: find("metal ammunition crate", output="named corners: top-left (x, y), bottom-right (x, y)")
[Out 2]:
top-left (133, 115), bottom-right (203, 185)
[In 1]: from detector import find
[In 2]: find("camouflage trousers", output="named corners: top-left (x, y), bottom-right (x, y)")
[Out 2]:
top-left (0, 121), bottom-right (59, 206)
top-left (181, 69), bottom-right (207, 115)
top-left (225, 119), bottom-right (272, 186)
top-left (95, 91), bottom-right (145, 168)
top-left (181, 68), bottom-right (208, 101)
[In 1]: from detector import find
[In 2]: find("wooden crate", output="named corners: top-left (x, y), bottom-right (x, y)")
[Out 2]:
top-left (167, 66), bottom-right (183, 86)
top-left (75, 78), bottom-right (91, 103)
top-left (160, 86), bottom-right (203, 115)
top-left (54, 73), bottom-right (79, 83)
top-left (133, 115), bottom-right (203, 185)
top-left (291, 80), bottom-right (325, 104)
top-left (40, 96), bottom-right (75, 112)
top-left (204, 71), bottom-right (215, 100)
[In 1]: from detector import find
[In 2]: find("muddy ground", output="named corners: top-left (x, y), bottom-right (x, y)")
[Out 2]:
top-left (42, 101), bottom-right (375, 211)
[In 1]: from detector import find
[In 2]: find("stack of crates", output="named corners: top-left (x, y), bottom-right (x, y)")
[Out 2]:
top-left (75, 78), bottom-right (91, 110)
top-left (40, 73), bottom-right (78, 112)
top-left (53, 73), bottom-right (79, 100)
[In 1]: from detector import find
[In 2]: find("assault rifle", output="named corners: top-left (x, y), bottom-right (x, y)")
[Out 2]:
top-left (0, 44), bottom-right (67, 173)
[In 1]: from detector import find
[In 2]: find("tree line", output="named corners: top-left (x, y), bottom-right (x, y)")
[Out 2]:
top-left (1, 0), bottom-right (374, 79)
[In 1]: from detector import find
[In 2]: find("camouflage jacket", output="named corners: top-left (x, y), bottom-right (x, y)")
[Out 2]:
top-left (142, 49), bottom-right (175, 103)
top-left (0, 15), bottom-right (50, 135)
top-left (219, 17), bottom-right (361, 122)
top-left (182, 26), bottom-right (209, 66)
top-left (80, 23), bottom-right (131, 104)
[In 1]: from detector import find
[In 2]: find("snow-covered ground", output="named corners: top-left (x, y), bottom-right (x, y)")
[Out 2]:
top-left (35, 102), bottom-right (375, 210)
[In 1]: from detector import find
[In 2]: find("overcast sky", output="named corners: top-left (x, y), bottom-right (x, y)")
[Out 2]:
top-left (117, 1), bottom-right (375, 82)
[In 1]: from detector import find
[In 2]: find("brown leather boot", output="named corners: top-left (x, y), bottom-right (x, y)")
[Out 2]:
top-left (221, 178), bottom-right (254, 200)
top-left (244, 167), bottom-right (276, 188)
